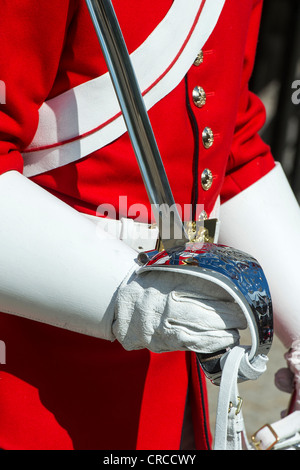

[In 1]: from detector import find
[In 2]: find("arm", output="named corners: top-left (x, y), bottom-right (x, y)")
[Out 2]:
top-left (219, 0), bottom-right (300, 410)
top-left (0, 1), bottom-right (77, 174)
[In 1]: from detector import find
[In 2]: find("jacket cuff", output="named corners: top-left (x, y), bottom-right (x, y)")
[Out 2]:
top-left (0, 171), bottom-right (138, 340)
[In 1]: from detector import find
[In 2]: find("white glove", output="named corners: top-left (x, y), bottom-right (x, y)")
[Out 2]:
top-left (113, 270), bottom-right (247, 353)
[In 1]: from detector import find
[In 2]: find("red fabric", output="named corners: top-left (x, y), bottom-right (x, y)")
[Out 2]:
top-left (0, 314), bottom-right (191, 450)
top-left (0, 0), bottom-right (275, 450)
top-left (220, 0), bottom-right (276, 202)
top-left (0, 0), bottom-right (275, 216)
top-left (189, 354), bottom-right (212, 450)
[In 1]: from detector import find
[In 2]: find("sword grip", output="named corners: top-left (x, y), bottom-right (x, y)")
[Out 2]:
top-left (196, 350), bottom-right (227, 386)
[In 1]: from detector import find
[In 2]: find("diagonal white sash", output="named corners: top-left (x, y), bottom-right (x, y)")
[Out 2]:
top-left (22, 0), bottom-right (226, 177)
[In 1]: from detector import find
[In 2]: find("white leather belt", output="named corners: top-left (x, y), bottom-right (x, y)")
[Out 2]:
top-left (251, 411), bottom-right (300, 450)
top-left (85, 214), bottom-right (160, 252)
top-left (84, 198), bottom-right (221, 253)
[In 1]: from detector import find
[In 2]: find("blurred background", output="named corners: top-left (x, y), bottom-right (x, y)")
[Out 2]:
top-left (250, 0), bottom-right (300, 202)
top-left (207, 0), bottom-right (300, 444)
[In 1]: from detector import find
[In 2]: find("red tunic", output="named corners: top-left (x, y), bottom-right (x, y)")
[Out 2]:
top-left (0, 0), bottom-right (274, 449)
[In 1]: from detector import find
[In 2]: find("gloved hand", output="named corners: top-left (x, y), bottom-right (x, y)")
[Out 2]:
top-left (275, 340), bottom-right (300, 413)
top-left (113, 270), bottom-right (248, 353)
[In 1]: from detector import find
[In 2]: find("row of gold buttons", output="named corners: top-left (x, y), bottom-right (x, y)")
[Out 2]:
top-left (193, 50), bottom-right (213, 192)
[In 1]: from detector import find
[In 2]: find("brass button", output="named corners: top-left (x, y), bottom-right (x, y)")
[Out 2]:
top-left (202, 127), bottom-right (214, 149)
top-left (192, 86), bottom-right (206, 108)
top-left (194, 50), bottom-right (204, 66)
top-left (201, 169), bottom-right (213, 191)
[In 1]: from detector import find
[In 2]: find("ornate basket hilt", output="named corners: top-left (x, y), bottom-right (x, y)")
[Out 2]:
top-left (138, 243), bottom-right (273, 385)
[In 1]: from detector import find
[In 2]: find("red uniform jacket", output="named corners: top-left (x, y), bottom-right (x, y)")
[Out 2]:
top-left (0, 0), bottom-right (275, 450)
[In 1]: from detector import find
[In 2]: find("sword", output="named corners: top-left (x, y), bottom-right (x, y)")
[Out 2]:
top-left (85, 0), bottom-right (273, 385)
top-left (85, 0), bottom-right (189, 252)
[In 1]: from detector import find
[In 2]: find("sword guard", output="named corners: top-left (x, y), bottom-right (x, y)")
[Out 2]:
top-left (138, 242), bottom-right (273, 385)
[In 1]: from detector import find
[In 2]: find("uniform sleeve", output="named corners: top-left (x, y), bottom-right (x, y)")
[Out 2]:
top-left (220, 0), bottom-right (276, 203)
top-left (0, 1), bottom-right (75, 175)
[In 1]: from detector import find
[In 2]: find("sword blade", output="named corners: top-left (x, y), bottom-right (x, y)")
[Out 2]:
top-left (85, 0), bottom-right (189, 251)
